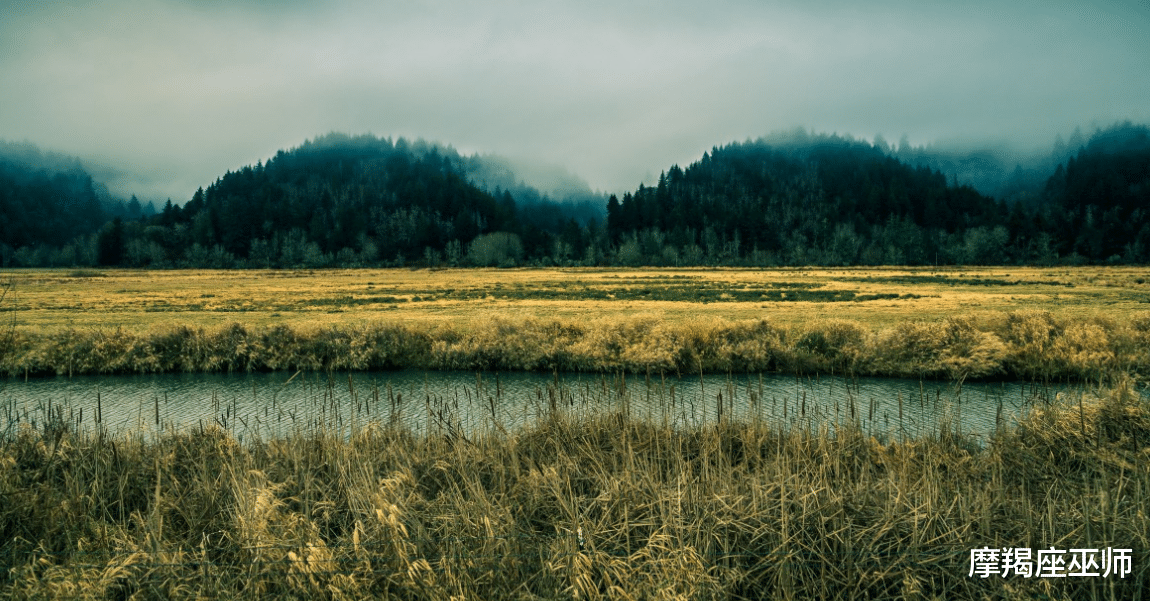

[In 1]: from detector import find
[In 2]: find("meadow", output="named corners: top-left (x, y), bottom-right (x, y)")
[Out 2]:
top-left (2, 266), bottom-right (1149, 332)
top-left (3, 266), bottom-right (1149, 599)
top-left (1, 266), bottom-right (1148, 380)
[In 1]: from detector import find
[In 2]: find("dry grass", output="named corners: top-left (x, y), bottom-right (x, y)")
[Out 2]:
top-left (2, 310), bottom-right (1148, 381)
top-left (1, 266), bottom-right (1148, 333)
top-left (2, 379), bottom-right (1147, 599)
top-left (3, 266), bottom-right (1147, 380)
top-left (4, 269), bottom-right (1147, 599)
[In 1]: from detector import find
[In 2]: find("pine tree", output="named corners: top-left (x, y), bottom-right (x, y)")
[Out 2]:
top-left (97, 218), bottom-right (125, 266)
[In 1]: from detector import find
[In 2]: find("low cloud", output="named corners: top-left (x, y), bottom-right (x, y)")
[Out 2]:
top-left (2, 0), bottom-right (1147, 201)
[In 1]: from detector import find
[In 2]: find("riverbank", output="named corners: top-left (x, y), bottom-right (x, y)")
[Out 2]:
top-left (2, 309), bottom-right (1148, 381)
top-left (3, 380), bottom-right (1147, 599)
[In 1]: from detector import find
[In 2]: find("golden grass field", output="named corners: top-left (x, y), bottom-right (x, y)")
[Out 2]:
top-left (2, 265), bottom-right (1148, 333)
top-left (2, 266), bottom-right (1148, 380)
top-left (4, 270), bottom-right (1150, 598)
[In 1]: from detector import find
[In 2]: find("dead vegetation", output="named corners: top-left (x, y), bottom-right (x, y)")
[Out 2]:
top-left (3, 267), bottom-right (1148, 598)
top-left (2, 266), bottom-right (1148, 333)
top-left (2, 379), bottom-right (1147, 599)
top-left (2, 310), bottom-right (1148, 381)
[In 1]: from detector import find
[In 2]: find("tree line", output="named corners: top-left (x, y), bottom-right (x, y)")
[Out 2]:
top-left (2, 124), bottom-right (1148, 268)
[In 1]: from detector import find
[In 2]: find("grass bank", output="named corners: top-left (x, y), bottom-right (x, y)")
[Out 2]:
top-left (2, 310), bottom-right (1149, 381)
top-left (2, 381), bottom-right (1147, 599)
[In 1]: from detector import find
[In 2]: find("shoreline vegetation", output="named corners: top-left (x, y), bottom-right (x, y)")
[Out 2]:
top-left (2, 310), bottom-right (1148, 381)
top-left (3, 265), bottom-right (1149, 382)
top-left (4, 266), bottom-right (1149, 598)
top-left (2, 378), bottom-right (1147, 598)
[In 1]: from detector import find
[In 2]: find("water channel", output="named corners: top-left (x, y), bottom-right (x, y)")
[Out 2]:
top-left (5, 370), bottom-right (1129, 443)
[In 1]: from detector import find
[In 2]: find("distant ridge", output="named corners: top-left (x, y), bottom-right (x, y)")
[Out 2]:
top-left (2, 124), bottom-right (1148, 267)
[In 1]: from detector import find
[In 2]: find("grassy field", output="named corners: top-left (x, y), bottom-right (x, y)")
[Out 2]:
top-left (1, 266), bottom-right (1148, 332)
top-left (1, 266), bottom-right (1149, 380)
top-left (2, 378), bottom-right (1147, 599)
top-left (3, 269), bottom-right (1149, 599)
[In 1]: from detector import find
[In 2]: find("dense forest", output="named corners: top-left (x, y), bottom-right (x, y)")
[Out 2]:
top-left (1, 123), bottom-right (1147, 268)
top-left (0, 141), bottom-right (157, 267)
top-left (0, 142), bottom-right (105, 264)
top-left (604, 123), bottom-right (1148, 266)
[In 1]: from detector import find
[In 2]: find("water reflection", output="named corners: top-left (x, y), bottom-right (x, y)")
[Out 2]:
top-left (0, 370), bottom-right (1121, 442)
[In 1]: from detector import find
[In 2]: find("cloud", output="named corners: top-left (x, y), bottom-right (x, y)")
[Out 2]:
top-left (1, 0), bottom-right (1147, 200)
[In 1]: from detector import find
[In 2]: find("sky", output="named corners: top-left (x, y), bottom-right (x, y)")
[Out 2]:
top-left (2, 0), bottom-right (1148, 202)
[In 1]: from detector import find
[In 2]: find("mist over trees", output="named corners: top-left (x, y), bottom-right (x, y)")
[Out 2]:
top-left (1042, 123), bottom-right (1150, 261)
top-left (461, 153), bottom-right (606, 237)
top-left (601, 123), bottom-right (1149, 266)
top-left (73, 133), bottom-right (606, 269)
top-left (1, 123), bottom-right (1147, 268)
top-left (887, 127), bottom-right (1090, 207)
top-left (0, 142), bottom-right (161, 267)
top-left (0, 141), bottom-right (105, 266)
top-left (607, 131), bottom-right (1004, 266)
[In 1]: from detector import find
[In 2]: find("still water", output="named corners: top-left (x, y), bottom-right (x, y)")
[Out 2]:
top-left (3, 370), bottom-right (1116, 442)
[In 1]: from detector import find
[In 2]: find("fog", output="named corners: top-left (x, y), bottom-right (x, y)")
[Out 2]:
top-left (2, 0), bottom-right (1147, 202)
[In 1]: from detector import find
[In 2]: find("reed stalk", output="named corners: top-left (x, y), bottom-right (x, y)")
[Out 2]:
top-left (2, 379), bottom-right (1146, 599)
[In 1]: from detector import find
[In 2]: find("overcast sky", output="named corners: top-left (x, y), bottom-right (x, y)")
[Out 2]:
top-left (2, 0), bottom-right (1148, 201)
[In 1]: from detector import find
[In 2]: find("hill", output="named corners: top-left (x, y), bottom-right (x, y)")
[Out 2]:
top-left (1042, 122), bottom-right (1150, 261)
top-left (604, 125), bottom-right (1149, 266)
top-left (1, 125), bottom-right (1147, 268)
top-left (606, 131), bottom-right (1009, 265)
top-left (0, 141), bottom-right (106, 265)
top-left (137, 133), bottom-right (600, 268)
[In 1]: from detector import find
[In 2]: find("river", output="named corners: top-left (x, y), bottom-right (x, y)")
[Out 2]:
top-left (4, 370), bottom-right (1118, 443)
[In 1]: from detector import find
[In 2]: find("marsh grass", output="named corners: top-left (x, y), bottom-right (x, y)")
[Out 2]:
top-left (3, 310), bottom-right (1148, 381)
top-left (5, 266), bottom-right (1148, 334)
top-left (2, 378), bottom-right (1147, 599)
top-left (63, 270), bottom-right (107, 278)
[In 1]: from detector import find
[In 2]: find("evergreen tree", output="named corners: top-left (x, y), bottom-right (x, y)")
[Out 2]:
top-left (97, 218), bottom-right (125, 266)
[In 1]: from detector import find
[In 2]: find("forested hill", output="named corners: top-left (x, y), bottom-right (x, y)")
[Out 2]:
top-left (1042, 123), bottom-right (1150, 261)
top-left (0, 141), bottom-right (106, 259)
top-left (605, 126), bottom-right (1149, 266)
top-left (606, 133), bottom-right (1005, 265)
top-left (1, 125), bottom-right (1148, 268)
top-left (140, 133), bottom-right (598, 268)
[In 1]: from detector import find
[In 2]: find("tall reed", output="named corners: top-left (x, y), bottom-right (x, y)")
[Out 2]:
top-left (2, 379), bottom-right (1146, 599)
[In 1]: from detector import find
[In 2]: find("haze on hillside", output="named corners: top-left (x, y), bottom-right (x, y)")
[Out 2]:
top-left (2, 0), bottom-right (1147, 203)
